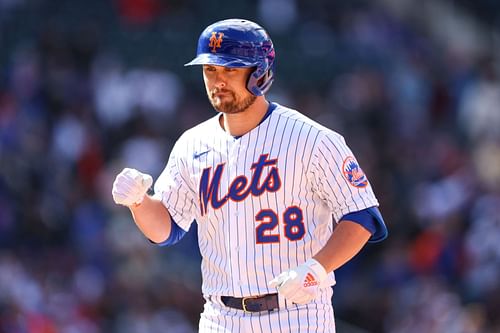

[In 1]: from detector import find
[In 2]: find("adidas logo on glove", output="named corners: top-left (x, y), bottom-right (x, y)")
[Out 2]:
top-left (303, 273), bottom-right (319, 287)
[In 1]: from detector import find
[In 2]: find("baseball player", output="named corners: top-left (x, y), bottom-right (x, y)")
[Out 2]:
top-left (112, 18), bottom-right (388, 333)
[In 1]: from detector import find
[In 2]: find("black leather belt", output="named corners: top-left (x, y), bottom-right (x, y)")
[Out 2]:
top-left (221, 293), bottom-right (279, 313)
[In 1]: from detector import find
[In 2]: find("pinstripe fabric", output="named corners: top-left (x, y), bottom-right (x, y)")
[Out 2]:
top-left (154, 103), bottom-right (378, 331)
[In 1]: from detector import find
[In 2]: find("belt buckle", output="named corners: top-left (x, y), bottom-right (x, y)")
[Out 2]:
top-left (242, 296), bottom-right (257, 313)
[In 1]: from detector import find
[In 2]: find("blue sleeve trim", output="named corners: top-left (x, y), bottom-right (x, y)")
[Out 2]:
top-left (150, 218), bottom-right (187, 247)
top-left (340, 206), bottom-right (388, 243)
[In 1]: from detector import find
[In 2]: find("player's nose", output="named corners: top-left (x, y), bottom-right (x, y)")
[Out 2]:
top-left (214, 74), bottom-right (227, 89)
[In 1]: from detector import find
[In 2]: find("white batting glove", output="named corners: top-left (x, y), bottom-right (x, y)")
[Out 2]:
top-left (112, 168), bottom-right (153, 207)
top-left (268, 259), bottom-right (328, 304)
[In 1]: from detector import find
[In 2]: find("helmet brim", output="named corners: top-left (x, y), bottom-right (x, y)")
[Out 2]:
top-left (184, 53), bottom-right (258, 67)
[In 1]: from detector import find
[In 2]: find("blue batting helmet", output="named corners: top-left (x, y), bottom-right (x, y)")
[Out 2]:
top-left (185, 19), bottom-right (275, 96)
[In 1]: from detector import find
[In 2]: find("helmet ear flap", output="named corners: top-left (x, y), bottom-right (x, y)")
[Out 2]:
top-left (247, 66), bottom-right (274, 96)
top-left (246, 52), bottom-right (275, 96)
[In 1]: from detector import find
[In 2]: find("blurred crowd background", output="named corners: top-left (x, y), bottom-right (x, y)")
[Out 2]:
top-left (1, 0), bottom-right (500, 332)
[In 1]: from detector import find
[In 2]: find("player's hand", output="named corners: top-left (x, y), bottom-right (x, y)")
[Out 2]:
top-left (268, 259), bottom-right (327, 304)
top-left (112, 168), bottom-right (153, 207)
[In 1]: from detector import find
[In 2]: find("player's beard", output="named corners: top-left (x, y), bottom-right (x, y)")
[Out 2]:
top-left (209, 89), bottom-right (257, 114)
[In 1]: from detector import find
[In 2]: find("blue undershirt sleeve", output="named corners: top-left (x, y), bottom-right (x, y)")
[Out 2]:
top-left (149, 218), bottom-right (187, 247)
top-left (340, 206), bottom-right (388, 243)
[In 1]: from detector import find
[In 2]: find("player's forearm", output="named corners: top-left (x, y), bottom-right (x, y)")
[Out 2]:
top-left (129, 195), bottom-right (172, 243)
top-left (313, 220), bottom-right (371, 273)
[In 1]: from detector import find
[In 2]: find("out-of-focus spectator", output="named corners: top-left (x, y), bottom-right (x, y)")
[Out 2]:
top-left (92, 54), bottom-right (183, 129)
top-left (115, 0), bottom-right (163, 26)
top-left (458, 57), bottom-right (500, 143)
top-left (257, 0), bottom-right (297, 34)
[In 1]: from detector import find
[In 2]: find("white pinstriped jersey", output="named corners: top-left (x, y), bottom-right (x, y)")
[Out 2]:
top-left (154, 103), bottom-right (379, 297)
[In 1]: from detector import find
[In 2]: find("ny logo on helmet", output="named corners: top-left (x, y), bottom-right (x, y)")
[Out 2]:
top-left (209, 32), bottom-right (224, 53)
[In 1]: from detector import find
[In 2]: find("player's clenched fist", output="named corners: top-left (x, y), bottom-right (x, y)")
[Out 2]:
top-left (112, 168), bottom-right (153, 207)
top-left (268, 259), bottom-right (328, 304)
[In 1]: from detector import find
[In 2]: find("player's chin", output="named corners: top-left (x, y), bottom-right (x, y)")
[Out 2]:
top-left (213, 102), bottom-right (242, 114)
top-left (210, 97), bottom-right (226, 109)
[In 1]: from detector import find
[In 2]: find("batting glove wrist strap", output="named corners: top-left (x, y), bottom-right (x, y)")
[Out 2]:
top-left (304, 258), bottom-right (328, 283)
